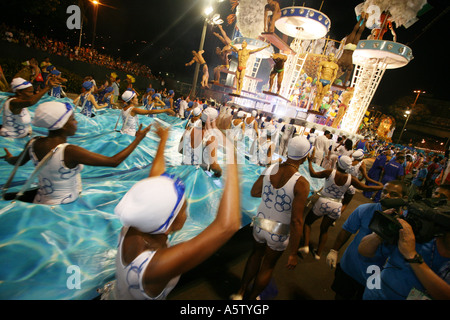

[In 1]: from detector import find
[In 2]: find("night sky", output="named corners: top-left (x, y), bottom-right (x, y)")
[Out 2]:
top-left (2, 0), bottom-right (449, 108)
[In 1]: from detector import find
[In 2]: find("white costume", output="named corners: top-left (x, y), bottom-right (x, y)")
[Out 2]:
top-left (312, 169), bottom-right (351, 220)
top-left (29, 140), bottom-right (83, 205)
top-left (110, 174), bottom-right (185, 300)
top-left (181, 129), bottom-right (214, 168)
top-left (112, 227), bottom-right (180, 300)
top-left (313, 134), bottom-right (330, 166)
top-left (0, 98), bottom-right (32, 138)
top-left (120, 107), bottom-right (139, 136)
top-left (230, 119), bottom-right (244, 141)
top-left (279, 124), bottom-right (296, 157)
top-left (253, 164), bottom-right (301, 251)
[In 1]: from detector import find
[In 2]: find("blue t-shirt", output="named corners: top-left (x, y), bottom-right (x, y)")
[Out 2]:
top-left (356, 140), bottom-right (367, 151)
top-left (368, 154), bottom-right (387, 180)
top-left (363, 238), bottom-right (450, 300)
top-left (411, 168), bottom-right (428, 187)
top-left (340, 203), bottom-right (387, 285)
top-left (382, 160), bottom-right (404, 183)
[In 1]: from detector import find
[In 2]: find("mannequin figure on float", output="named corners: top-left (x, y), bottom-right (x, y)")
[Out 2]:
top-left (264, 0), bottom-right (282, 33)
top-left (230, 40), bottom-right (271, 95)
top-left (312, 53), bottom-right (339, 112)
top-left (268, 53), bottom-right (288, 95)
top-left (368, 11), bottom-right (397, 42)
top-left (332, 87), bottom-right (354, 128)
top-left (186, 50), bottom-right (210, 88)
top-left (337, 13), bottom-right (367, 86)
top-left (213, 25), bottom-right (233, 83)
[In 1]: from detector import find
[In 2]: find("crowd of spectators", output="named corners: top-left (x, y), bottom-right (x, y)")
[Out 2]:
top-left (1, 24), bottom-right (155, 80)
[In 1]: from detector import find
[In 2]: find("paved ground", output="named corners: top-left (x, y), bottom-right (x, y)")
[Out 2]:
top-left (167, 190), bottom-right (373, 301)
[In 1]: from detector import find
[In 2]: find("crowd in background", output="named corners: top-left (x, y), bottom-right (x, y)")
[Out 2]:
top-left (1, 24), bottom-right (155, 80)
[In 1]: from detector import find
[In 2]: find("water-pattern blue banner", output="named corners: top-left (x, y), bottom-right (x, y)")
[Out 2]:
top-left (0, 93), bottom-right (324, 299)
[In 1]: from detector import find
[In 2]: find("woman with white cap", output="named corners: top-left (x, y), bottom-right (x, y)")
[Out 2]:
top-left (3, 101), bottom-right (151, 205)
top-left (342, 148), bottom-right (383, 214)
top-left (0, 77), bottom-right (58, 138)
top-left (228, 110), bottom-right (245, 142)
top-left (179, 107), bottom-right (222, 178)
top-left (103, 124), bottom-right (241, 300)
top-left (73, 81), bottom-right (108, 118)
top-left (253, 124), bottom-right (281, 167)
top-left (243, 109), bottom-right (259, 141)
top-left (120, 90), bottom-right (175, 136)
top-left (185, 106), bottom-right (202, 129)
top-left (231, 136), bottom-right (311, 300)
top-left (300, 152), bottom-right (383, 260)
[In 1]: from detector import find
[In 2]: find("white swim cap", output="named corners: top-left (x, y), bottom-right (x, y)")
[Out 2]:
top-left (11, 77), bottom-right (33, 92)
top-left (115, 174), bottom-right (186, 234)
top-left (287, 136), bottom-right (311, 160)
top-left (192, 107), bottom-right (202, 117)
top-left (201, 107), bottom-right (219, 122)
top-left (237, 111), bottom-right (245, 118)
top-left (32, 101), bottom-right (74, 130)
top-left (122, 90), bottom-right (136, 103)
top-left (251, 110), bottom-right (258, 117)
top-left (352, 149), bottom-right (364, 160)
top-left (337, 155), bottom-right (352, 172)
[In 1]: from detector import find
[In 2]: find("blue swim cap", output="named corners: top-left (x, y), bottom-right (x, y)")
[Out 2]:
top-left (188, 101), bottom-right (194, 107)
top-left (46, 65), bottom-right (55, 72)
top-left (82, 81), bottom-right (94, 90)
top-left (152, 93), bottom-right (161, 99)
top-left (169, 90), bottom-right (174, 95)
top-left (51, 69), bottom-right (61, 76)
top-left (104, 86), bottom-right (113, 93)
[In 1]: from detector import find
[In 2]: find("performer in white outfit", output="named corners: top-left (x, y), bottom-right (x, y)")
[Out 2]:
top-left (313, 130), bottom-right (332, 167)
top-left (185, 107), bottom-right (202, 129)
top-left (4, 101), bottom-right (151, 205)
top-left (300, 153), bottom-right (383, 260)
top-left (0, 77), bottom-right (57, 138)
top-left (120, 90), bottom-right (175, 136)
top-left (231, 136), bottom-right (311, 300)
top-left (228, 111), bottom-right (245, 142)
top-left (99, 125), bottom-right (241, 300)
top-left (253, 124), bottom-right (280, 167)
top-left (278, 120), bottom-right (297, 157)
top-left (342, 149), bottom-right (383, 214)
top-left (179, 107), bottom-right (222, 177)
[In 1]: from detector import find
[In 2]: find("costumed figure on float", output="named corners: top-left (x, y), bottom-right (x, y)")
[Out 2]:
top-left (312, 53), bottom-right (339, 112)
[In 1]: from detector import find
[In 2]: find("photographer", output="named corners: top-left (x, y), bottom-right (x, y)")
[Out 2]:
top-left (358, 186), bottom-right (450, 300)
top-left (327, 180), bottom-right (408, 300)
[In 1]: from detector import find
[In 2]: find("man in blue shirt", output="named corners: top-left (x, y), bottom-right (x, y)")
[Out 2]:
top-left (408, 162), bottom-right (428, 200)
top-left (327, 180), bottom-right (408, 299)
top-left (373, 154), bottom-right (405, 202)
top-left (358, 185), bottom-right (450, 300)
top-left (363, 149), bottom-right (388, 199)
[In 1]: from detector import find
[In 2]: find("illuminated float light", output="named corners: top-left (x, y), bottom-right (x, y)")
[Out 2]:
top-left (340, 40), bottom-right (413, 133)
top-left (275, 7), bottom-right (330, 40)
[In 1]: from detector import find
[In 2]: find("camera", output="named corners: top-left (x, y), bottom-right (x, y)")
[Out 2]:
top-left (368, 197), bottom-right (450, 244)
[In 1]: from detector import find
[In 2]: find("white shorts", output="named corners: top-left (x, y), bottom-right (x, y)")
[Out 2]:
top-left (252, 225), bottom-right (289, 251)
top-left (312, 197), bottom-right (343, 220)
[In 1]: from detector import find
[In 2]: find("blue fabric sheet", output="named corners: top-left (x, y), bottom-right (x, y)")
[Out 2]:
top-left (0, 93), bottom-right (325, 299)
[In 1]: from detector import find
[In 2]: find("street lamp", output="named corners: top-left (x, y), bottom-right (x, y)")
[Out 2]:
top-left (191, 5), bottom-right (219, 96)
top-left (91, 0), bottom-right (99, 48)
top-left (396, 90), bottom-right (425, 144)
